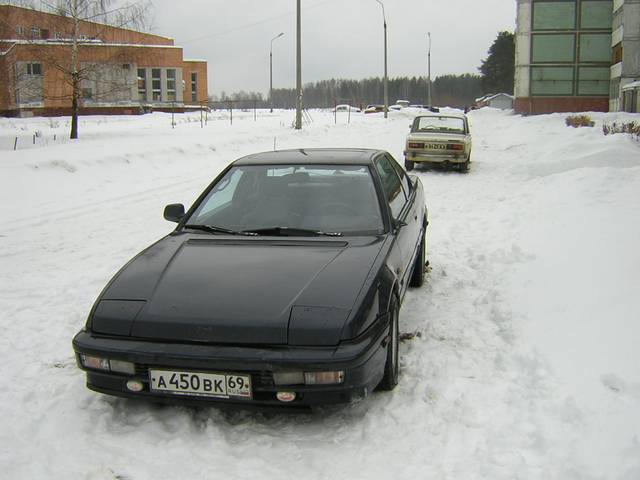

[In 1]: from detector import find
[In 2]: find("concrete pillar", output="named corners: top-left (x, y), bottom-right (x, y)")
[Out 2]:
top-left (514, 0), bottom-right (532, 104)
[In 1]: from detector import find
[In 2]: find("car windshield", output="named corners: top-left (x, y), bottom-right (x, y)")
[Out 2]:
top-left (414, 116), bottom-right (465, 134)
top-left (187, 164), bottom-right (384, 235)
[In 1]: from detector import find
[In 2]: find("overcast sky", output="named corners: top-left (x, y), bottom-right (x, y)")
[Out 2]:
top-left (150, 0), bottom-right (516, 97)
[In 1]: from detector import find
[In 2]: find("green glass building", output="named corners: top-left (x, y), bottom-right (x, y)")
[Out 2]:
top-left (515, 0), bottom-right (640, 113)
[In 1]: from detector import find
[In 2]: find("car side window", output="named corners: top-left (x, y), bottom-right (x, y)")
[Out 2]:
top-left (374, 156), bottom-right (407, 219)
top-left (387, 154), bottom-right (412, 198)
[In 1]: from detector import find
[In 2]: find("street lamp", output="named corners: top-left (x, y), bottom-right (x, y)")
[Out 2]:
top-left (295, 0), bottom-right (302, 130)
top-left (427, 32), bottom-right (432, 107)
top-left (375, 0), bottom-right (388, 118)
top-left (270, 32), bottom-right (284, 113)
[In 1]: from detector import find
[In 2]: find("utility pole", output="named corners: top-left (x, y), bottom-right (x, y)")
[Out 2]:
top-left (375, 0), bottom-right (388, 118)
top-left (295, 0), bottom-right (302, 130)
top-left (270, 32), bottom-right (284, 113)
top-left (427, 32), bottom-right (432, 107)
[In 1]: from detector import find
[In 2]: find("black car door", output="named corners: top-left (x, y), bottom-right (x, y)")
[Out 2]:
top-left (388, 153), bottom-right (421, 260)
top-left (373, 154), bottom-right (415, 296)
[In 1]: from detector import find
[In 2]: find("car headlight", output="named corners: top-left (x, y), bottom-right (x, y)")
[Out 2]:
top-left (109, 359), bottom-right (136, 375)
top-left (80, 354), bottom-right (109, 371)
top-left (288, 306), bottom-right (350, 346)
top-left (273, 370), bottom-right (344, 386)
top-left (273, 371), bottom-right (304, 386)
top-left (304, 371), bottom-right (344, 385)
top-left (79, 354), bottom-right (135, 375)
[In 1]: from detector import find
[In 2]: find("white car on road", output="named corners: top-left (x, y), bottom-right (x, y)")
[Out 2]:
top-left (404, 113), bottom-right (472, 172)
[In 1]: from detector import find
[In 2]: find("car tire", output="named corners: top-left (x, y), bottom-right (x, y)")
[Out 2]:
top-left (409, 228), bottom-right (426, 287)
top-left (461, 153), bottom-right (471, 172)
top-left (404, 159), bottom-right (415, 171)
top-left (378, 300), bottom-right (399, 391)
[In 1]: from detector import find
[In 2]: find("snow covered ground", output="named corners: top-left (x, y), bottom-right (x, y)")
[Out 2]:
top-left (1, 107), bottom-right (639, 479)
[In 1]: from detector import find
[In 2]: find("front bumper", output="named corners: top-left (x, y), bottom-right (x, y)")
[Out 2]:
top-left (404, 150), bottom-right (468, 164)
top-left (72, 318), bottom-right (389, 407)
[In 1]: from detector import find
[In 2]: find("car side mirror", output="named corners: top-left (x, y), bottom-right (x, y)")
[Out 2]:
top-left (393, 218), bottom-right (408, 230)
top-left (164, 203), bottom-right (185, 223)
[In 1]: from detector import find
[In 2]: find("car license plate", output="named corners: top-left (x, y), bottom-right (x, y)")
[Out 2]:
top-left (425, 143), bottom-right (447, 150)
top-left (149, 369), bottom-right (252, 400)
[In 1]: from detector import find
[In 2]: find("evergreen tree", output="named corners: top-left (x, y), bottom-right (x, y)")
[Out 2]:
top-left (479, 31), bottom-right (515, 95)
top-left (217, 74), bottom-right (482, 109)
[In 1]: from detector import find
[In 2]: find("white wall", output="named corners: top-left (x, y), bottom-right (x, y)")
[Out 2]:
top-left (514, 0), bottom-right (532, 99)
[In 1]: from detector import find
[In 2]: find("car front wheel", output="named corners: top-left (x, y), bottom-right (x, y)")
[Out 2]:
top-left (378, 301), bottom-right (399, 391)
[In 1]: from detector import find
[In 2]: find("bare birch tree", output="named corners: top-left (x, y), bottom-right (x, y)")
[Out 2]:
top-left (2, 0), bottom-right (152, 139)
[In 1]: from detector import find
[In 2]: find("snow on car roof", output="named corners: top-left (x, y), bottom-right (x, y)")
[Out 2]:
top-left (416, 112), bottom-right (467, 119)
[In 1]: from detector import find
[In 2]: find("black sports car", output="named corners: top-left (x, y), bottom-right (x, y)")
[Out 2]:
top-left (72, 148), bottom-right (428, 406)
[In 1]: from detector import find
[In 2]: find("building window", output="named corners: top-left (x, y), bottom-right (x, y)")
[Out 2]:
top-left (532, 34), bottom-right (576, 62)
top-left (531, 66), bottom-right (575, 95)
top-left (579, 33), bottom-right (612, 62)
top-left (82, 88), bottom-right (93, 100)
top-left (577, 66), bottom-right (610, 95)
top-left (191, 72), bottom-right (197, 102)
top-left (532, 1), bottom-right (576, 30)
top-left (622, 89), bottom-right (638, 113)
top-left (137, 68), bottom-right (147, 101)
top-left (580, 1), bottom-right (613, 29)
top-left (612, 42), bottom-right (623, 64)
top-left (151, 68), bottom-right (161, 101)
top-left (166, 69), bottom-right (176, 101)
top-left (31, 26), bottom-right (41, 39)
top-left (16, 26), bottom-right (25, 37)
top-left (26, 63), bottom-right (42, 76)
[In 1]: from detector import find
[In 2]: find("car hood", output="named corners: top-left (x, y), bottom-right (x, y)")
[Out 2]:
top-left (92, 233), bottom-right (385, 345)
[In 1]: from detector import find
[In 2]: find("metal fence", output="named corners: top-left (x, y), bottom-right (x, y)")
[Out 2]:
top-left (0, 131), bottom-right (70, 151)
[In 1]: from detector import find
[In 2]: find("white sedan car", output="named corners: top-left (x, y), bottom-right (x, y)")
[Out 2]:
top-left (404, 113), bottom-right (472, 172)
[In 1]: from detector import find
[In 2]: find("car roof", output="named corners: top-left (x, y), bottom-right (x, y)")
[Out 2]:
top-left (233, 148), bottom-right (384, 166)
top-left (415, 113), bottom-right (467, 120)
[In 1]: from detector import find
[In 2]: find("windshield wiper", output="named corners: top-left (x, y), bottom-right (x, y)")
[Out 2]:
top-left (242, 226), bottom-right (343, 237)
top-left (184, 224), bottom-right (257, 236)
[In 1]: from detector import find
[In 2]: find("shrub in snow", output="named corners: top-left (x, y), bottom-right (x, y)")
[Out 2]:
top-left (565, 115), bottom-right (595, 128)
top-left (602, 121), bottom-right (640, 142)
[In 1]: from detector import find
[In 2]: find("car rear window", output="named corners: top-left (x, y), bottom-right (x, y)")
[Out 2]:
top-left (414, 116), bottom-right (465, 134)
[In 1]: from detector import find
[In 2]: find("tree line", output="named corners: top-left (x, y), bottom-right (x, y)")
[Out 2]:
top-left (211, 74), bottom-right (484, 110)
top-left (212, 30), bottom-right (517, 110)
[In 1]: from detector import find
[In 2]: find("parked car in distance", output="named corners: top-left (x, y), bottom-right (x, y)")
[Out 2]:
top-left (395, 100), bottom-right (410, 108)
top-left (364, 104), bottom-right (385, 114)
top-left (334, 104), bottom-right (360, 113)
top-left (409, 105), bottom-right (440, 113)
top-left (73, 148), bottom-right (428, 407)
top-left (404, 113), bottom-right (472, 172)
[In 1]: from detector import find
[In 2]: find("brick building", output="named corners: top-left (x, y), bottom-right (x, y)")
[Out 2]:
top-left (0, 4), bottom-right (208, 117)
top-left (514, 0), bottom-right (640, 114)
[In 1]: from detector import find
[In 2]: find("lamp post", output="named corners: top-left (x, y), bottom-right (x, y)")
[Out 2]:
top-left (270, 32), bottom-right (284, 113)
top-left (295, 0), bottom-right (302, 130)
top-left (427, 32), bottom-right (432, 107)
top-left (375, 0), bottom-right (388, 118)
